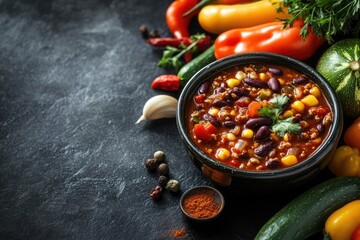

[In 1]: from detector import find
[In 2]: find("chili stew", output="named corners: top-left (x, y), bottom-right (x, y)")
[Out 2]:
top-left (187, 64), bottom-right (333, 171)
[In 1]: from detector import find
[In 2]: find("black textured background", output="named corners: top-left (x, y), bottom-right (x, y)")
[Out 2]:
top-left (0, 1), bottom-right (335, 239)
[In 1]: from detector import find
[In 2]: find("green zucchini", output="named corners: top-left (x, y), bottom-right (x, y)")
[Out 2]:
top-left (316, 39), bottom-right (360, 117)
top-left (255, 177), bottom-right (360, 240)
top-left (178, 44), bottom-right (215, 86)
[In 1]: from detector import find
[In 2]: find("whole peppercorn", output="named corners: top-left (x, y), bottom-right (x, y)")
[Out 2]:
top-left (150, 185), bottom-right (163, 200)
top-left (149, 29), bottom-right (160, 38)
top-left (154, 150), bottom-right (166, 163)
top-left (166, 179), bottom-right (180, 193)
top-left (139, 24), bottom-right (149, 39)
top-left (144, 158), bottom-right (158, 171)
top-left (158, 175), bottom-right (169, 188)
top-left (157, 163), bottom-right (169, 176)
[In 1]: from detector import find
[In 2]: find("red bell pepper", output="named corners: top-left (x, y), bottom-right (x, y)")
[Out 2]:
top-left (194, 123), bottom-right (212, 141)
top-left (214, 20), bottom-right (324, 61)
top-left (166, 0), bottom-right (200, 39)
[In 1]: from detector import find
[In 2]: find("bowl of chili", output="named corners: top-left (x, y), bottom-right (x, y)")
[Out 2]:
top-left (176, 52), bottom-right (343, 194)
top-left (180, 185), bottom-right (224, 222)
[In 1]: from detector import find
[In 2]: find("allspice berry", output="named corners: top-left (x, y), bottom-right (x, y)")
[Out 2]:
top-left (157, 163), bottom-right (169, 176)
top-left (166, 179), bottom-right (180, 193)
top-left (150, 185), bottom-right (163, 200)
top-left (154, 150), bottom-right (166, 162)
top-left (158, 175), bottom-right (169, 188)
top-left (145, 158), bottom-right (158, 171)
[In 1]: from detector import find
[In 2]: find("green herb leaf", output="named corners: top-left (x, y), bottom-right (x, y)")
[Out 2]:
top-left (278, 0), bottom-right (360, 43)
top-left (157, 34), bottom-right (208, 70)
top-left (272, 117), bottom-right (302, 137)
top-left (259, 94), bottom-right (301, 137)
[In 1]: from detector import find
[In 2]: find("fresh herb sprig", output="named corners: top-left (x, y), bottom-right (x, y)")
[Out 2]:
top-left (158, 34), bottom-right (206, 70)
top-left (277, 0), bottom-right (360, 43)
top-left (259, 95), bottom-right (301, 137)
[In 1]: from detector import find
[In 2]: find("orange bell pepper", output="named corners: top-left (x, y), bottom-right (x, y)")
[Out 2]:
top-left (344, 117), bottom-right (360, 150)
top-left (214, 20), bottom-right (324, 61)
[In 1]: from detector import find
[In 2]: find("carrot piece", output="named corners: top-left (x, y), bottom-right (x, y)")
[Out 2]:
top-left (248, 101), bottom-right (262, 118)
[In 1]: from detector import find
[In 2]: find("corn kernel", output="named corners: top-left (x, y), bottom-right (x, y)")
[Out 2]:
top-left (226, 78), bottom-right (240, 88)
top-left (235, 71), bottom-right (246, 80)
top-left (283, 110), bottom-right (294, 118)
top-left (309, 86), bottom-right (321, 98)
top-left (230, 109), bottom-right (236, 117)
top-left (241, 129), bottom-right (254, 139)
top-left (281, 154), bottom-right (298, 167)
top-left (291, 100), bottom-right (305, 113)
top-left (208, 107), bottom-right (219, 116)
top-left (301, 94), bottom-right (319, 107)
top-left (258, 89), bottom-right (272, 100)
top-left (259, 73), bottom-right (267, 81)
top-left (283, 133), bottom-right (291, 142)
top-left (226, 133), bottom-right (236, 141)
top-left (215, 148), bottom-right (231, 161)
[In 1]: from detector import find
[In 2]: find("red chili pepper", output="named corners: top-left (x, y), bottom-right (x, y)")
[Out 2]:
top-left (151, 74), bottom-right (180, 91)
top-left (214, 20), bottom-right (324, 61)
top-left (147, 38), bottom-right (192, 47)
top-left (166, 0), bottom-right (200, 39)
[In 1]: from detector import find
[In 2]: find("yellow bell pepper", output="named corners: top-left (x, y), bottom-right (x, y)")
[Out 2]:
top-left (344, 117), bottom-right (360, 150)
top-left (325, 200), bottom-right (360, 240)
top-left (198, 0), bottom-right (291, 34)
top-left (328, 146), bottom-right (360, 177)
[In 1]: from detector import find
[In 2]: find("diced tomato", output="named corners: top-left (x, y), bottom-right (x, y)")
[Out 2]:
top-left (248, 101), bottom-right (262, 118)
top-left (194, 94), bottom-right (206, 104)
top-left (204, 122), bottom-right (218, 134)
top-left (235, 96), bottom-right (250, 107)
top-left (228, 159), bottom-right (240, 168)
top-left (194, 124), bottom-right (212, 141)
top-left (315, 106), bottom-right (329, 115)
top-left (352, 224), bottom-right (360, 240)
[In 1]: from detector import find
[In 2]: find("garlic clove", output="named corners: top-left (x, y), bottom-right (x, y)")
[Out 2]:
top-left (136, 95), bottom-right (178, 124)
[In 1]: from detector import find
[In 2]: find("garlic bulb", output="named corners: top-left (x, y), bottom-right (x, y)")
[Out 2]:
top-left (136, 95), bottom-right (178, 124)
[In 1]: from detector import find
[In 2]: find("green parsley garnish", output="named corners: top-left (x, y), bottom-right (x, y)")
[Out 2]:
top-left (277, 0), bottom-right (360, 43)
top-left (259, 95), bottom-right (302, 137)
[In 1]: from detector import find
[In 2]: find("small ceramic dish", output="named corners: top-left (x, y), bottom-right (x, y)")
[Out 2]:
top-left (180, 186), bottom-right (224, 222)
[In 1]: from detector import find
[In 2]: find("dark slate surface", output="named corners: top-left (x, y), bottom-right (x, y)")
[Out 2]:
top-left (0, 1), bottom-right (334, 239)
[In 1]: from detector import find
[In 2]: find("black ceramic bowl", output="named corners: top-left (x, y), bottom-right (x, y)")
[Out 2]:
top-left (176, 53), bottom-right (343, 194)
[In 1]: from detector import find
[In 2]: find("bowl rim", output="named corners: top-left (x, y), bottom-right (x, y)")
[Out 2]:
top-left (176, 52), bottom-right (343, 179)
top-left (179, 185), bottom-right (225, 221)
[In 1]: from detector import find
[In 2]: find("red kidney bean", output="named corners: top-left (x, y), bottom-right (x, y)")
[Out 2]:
top-left (254, 126), bottom-right (271, 140)
top-left (203, 113), bottom-right (220, 127)
top-left (265, 158), bottom-right (281, 169)
top-left (214, 87), bottom-right (226, 93)
top-left (223, 121), bottom-right (237, 128)
top-left (254, 141), bottom-right (276, 157)
top-left (317, 123), bottom-right (325, 134)
top-left (292, 75), bottom-right (309, 85)
top-left (213, 99), bottom-right (230, 107)
top-left (243, 77), bottom-right (269, 89)
top-left (198, 81), bottom-right (211, 94)
top-left (268, 67), bottom-right (283, 76)
top-left (268, 77), bottom-right (281, 93)
top-left (245, 117), bottom-right (272, 129)
top-left (293, 116), bottom-right (301, 123)
top-left (228, 87), bottom-right (250, 100)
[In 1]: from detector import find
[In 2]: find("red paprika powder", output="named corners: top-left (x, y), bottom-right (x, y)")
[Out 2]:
top-left (182, 189), bottom-right (221, 218)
